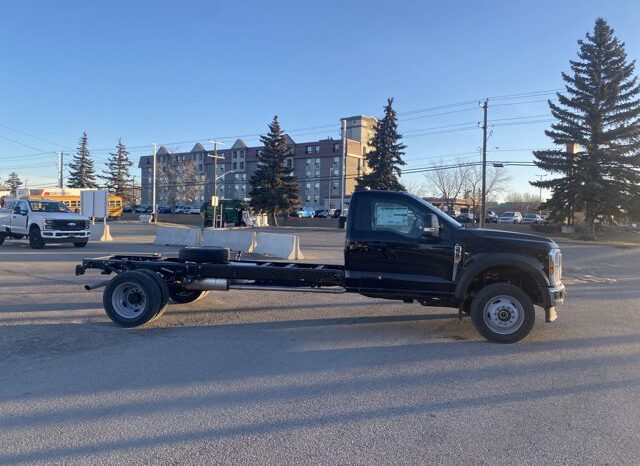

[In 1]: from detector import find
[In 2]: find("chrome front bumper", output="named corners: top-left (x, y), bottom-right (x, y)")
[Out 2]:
top-left (545, 283), bottom-right (565, 323)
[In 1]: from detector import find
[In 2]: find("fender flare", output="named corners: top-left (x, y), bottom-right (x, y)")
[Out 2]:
top-left (454, 252), bottom-right (550, 305)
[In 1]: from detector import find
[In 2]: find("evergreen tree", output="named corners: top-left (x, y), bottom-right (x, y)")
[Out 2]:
top-left (101, 138), bottom-right (133, 203)
top-left (356, 97), bottom-right (407, 191)
top-left (249, 116), bottom-right (300, 225)
top-left (531, 18), bottom-right (640, 238)
top-left (5, 172), bottom-right (23, 196)
top-left (67, 131), bottom-right (98, 188)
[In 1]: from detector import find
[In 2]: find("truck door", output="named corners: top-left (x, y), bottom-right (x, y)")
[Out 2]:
top-left (355, 195), bottom-right (455, 295)
top-left (11, 201), bottom-right (29, 234)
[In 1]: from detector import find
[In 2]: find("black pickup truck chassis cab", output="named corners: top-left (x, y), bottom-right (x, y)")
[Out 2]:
top-left (76, 190), bottom-right (565, 343)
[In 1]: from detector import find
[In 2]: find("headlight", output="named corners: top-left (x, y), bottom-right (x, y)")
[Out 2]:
top-left (548, 249), bottom-right (562, 285)
top-left (44, 219), bottom-right (54, 230)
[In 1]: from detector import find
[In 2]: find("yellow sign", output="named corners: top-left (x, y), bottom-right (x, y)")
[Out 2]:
top-left (211, 196), bottom-right (219, 207)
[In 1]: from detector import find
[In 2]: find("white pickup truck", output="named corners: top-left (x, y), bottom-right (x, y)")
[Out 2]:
top-left (0, 198), bottom-right (91, 249)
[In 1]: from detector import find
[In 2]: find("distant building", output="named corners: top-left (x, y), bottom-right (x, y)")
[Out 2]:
top-left (138, 115), bottom-right (377, 210)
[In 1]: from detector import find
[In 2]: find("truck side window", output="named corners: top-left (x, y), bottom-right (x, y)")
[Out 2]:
top-left (371, 201), bottom-right (424, 238)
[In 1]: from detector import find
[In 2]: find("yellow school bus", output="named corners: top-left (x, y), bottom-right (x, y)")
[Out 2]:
top-left (26, 191), bottom-right (124, 218)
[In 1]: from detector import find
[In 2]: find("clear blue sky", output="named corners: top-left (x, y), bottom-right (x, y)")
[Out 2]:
top-left (1, 0), bottom-right (639, 197)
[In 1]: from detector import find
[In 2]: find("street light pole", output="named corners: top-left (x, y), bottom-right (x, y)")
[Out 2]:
top-left (340, 119), bottom-right (347, 213)
top-left (208, 140), bottom-right (225, 228)
top-left (152, 142), bottom-right (157, 223)
top-left (480, 99), bottom-right (489, 228)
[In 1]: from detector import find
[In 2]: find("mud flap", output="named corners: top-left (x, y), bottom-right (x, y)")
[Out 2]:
top-left (545, 306), bottom-right (558, 323)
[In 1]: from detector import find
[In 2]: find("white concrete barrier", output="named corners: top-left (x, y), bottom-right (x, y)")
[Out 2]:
top-left (254, 232), bottom-right (304, 260)
top-left (154, 226), bottom-right (201, 246)
top-left (90, 223), bottom-right (113, 241)
top-left (201, 228), bottom-right (256, 253)
top-left (139, 214), bottom-right (152, 223)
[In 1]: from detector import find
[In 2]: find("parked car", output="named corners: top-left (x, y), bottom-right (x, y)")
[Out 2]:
top-left (456, 213), bottom-right (475, 223)
top-left (331, 209), bottom-right (342, 218)
top-left (498, 211), bottom-right (523, 224)
top-left (296, 208), bottom-right (315, 218)
top-left (186, 206), bottom-right (201, 215)
top-left (133, 205), bottom-right (149, 213)
top-left (315, 209), bottom-right (329, 218)
top-left (522, 213), bottom-right (544, 224)
top-left (122, 205), bottom-right (133, 213)
top-left (485, 211), bottom-right (499, 223)
top-left (157, 205), bottom-right (172, 214)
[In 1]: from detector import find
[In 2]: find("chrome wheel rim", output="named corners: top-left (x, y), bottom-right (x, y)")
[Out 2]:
top-left (483, 294), bottom-right (524, 335)
top-left (111, 282), bottom-right (147, 319)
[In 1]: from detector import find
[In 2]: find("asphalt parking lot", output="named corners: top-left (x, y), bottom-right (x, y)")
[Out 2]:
top-left (1, 223), bottom-right (640, 464)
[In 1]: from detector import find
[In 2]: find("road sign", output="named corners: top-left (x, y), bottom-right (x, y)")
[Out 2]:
top-left (211, 196), bottom-right (219, 207)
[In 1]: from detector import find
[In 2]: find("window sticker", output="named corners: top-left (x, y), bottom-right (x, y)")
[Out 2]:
top-left (375, 204), bottom-right (409, 226)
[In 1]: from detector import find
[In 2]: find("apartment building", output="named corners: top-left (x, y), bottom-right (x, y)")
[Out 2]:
top-left (139, 115), bottom-right (377, 210)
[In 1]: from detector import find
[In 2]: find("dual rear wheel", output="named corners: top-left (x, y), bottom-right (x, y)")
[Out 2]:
top-left (103, 270), bottom-right (209, 327)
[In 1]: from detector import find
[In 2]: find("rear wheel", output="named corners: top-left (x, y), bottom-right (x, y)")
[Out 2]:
top-left (103, 271), bottom-right (163, 327)
top-left (29, 227), bottom-right (45, 249)
top-left (0, 235), bottom-right (5, 246)
top-left (470, 283), bottom-right (535, 343)
top-left (136, 269), bottom-right (170, 321)
top-left (73, 241), bottom-right (88, 248)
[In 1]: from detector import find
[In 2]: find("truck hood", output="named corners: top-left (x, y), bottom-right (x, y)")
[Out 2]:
top-left (33, 212), bottom-right (89, 221)
top-left (459, 228), bottom-right (558, 252)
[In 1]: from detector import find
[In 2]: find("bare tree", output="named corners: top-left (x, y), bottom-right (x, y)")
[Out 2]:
top-left (464, 165), bottom-right (511, 216)
top-left (423, 159), bottom-right (472, 212)
top-left (403, 179), bottom-right (429, 198)
top-left (504, 192), bottom-right (541, 213)
top-left (157, 157), bottom-right (199, 211)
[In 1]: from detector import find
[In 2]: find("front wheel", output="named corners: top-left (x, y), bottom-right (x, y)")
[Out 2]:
top-left (73, 241), bottom-right (88, 248)
top-left (470, 283), bottom-right (535, 343)
top-left (103, 271), bottom-right (163, 327)
top-left (29, 227), bottom-right (45, 249)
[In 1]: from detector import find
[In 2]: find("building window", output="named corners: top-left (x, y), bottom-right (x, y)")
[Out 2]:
top-left (315, 170), bottom-right (320, 178)
top-left (286, 158), bottom-right (293, 168)
top-left (315, 158), bottom-right (320, 165)
top-left (333, 169), bottom-right (339, 176)
top-left (333, 156), bottom-right (340, 165)
top-left (306, 171), bottom-right (311, 178)
top-left (234, 184), bottom-right (239, 191)
top-left (305, 183), bottom-right (311, 190)
top-left (306, 195), bottom-right (311, 202)
top-left (305, 146), bottom-right (313, 154)
top-left (242, 184), bottom-right (246, 191)
top-left (315, 145), bottom-right (320, 153)
top-left (333, 143), bottom-right (340, 152)
top-left (306, 158), bottom-right (312, 165)
top-left (239, 161), bottom-right (245, 170)
top-left (314, 195), bottom-right (319, 203)
top-left (232, 162), bottom-right (237, 170)
top-left (333, 181), bottom-right (339, 190)
top-left (232, 151), bottom-right (237, 159)
top-left (314, 182), bottom-right (320, 190)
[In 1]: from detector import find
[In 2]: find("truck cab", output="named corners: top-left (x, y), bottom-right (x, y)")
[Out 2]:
top-left (0, 198), bottom-right (91, 249)
top-left (345, 190), bottom-right (565, 341)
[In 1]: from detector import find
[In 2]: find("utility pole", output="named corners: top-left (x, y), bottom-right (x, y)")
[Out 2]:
top-left (208, 140), bottom-right (225, 228)
top-left (340, 119), bottom-right (347, 213)
top-left (152, 143), bottom-right (157, 223)
top-left (479, 99), bottom-right (489, 228)
top-left (535, 173), bottom-right (546, 204)
top-left (328, 166), bottom-right (333, 210)
top-left (57, 151), bottom-right (64, 190)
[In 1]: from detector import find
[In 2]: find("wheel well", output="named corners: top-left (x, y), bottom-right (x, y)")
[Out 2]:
top-left (30, 224), bottom-right (40, 232)
top-left (462, 265), bottom-right (542, 312)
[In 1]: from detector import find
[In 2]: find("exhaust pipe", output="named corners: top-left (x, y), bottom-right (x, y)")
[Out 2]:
top-left (84, 280), bottom-right (111, 291)
top-left (185, 278), bottom-right (229, 291)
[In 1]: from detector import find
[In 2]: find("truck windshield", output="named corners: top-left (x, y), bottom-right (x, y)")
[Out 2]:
top-left (28, 201), bottom-right (71, 213)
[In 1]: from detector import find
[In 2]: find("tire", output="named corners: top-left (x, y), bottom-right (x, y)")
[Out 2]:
top-left (29, 226), bottom-right (45, 249)
top-left (178, 246), bottom-right (230, 264)
top-left (0, 235), bottom-right (5, 246)
top-left (470, 283), bottom-right (535, 343)
top-left (73, 241), bottom-right (88, 248)
top-left (136, 269), bottom-right (170, 321)
top-left (103, 271), bottom-right (162, 327)
top-left (169, 286), bottom-right (209, 304)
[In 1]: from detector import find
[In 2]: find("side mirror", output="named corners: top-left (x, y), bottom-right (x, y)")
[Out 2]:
top-left (423, 213), bottom-right (441, 238)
